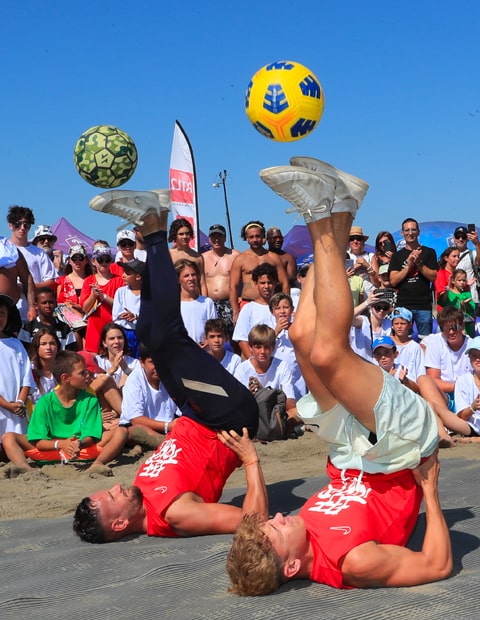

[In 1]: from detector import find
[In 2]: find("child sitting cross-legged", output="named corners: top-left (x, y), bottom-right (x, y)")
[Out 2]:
top-left (234, 324), bottom-right (300, 428)
top-left (1, 350), bottom-right (127, 477)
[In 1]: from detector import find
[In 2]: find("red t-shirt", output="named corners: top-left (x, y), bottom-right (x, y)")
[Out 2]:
top-left (80, 274), bottom-right (123, 352)
top-left (300, 459), bottom-right (422, 589)
top-left (134, 417), bottom-right (241, 537)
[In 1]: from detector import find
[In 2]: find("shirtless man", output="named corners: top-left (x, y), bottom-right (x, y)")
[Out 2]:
top-left (0, 237), bottom-right (35, 320)
top-left (229, 220), bottom-right (289, 324)
top-left (203, 224), bottom-right (239, 336)
top-left (266, 227), bottom-right (297, 287)
top-left (168, 217), bottom-right (207, 296)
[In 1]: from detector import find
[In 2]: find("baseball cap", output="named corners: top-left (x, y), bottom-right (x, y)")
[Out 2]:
top-left (378, 264), bottom-right (389, 275)
top-left (117, 259), bottom-right (145, 276)
top-left (372, 336), bottom-right (396, 351)
top-left (32, 224), bottom-right (57, 243)
top-left (209, 224), bottom-right (226, 236)
top-left (466, 336), bottom-right (480, 354)
top-left (391, 307), bottom-right (413, 322)
top-left (92, 246), bottom-right (112, 260)
top-left (68, 244), bottom-right (87, 258)
top-left (454, 226), bottom-right (468, 237)
top-left (116, 230), bottom-right (136, 244)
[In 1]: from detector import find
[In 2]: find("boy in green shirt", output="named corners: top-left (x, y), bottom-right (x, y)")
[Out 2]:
top-left (2, 350), bottom-right (127, 476)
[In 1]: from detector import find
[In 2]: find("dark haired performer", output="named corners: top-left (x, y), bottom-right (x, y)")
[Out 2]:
top-left (73, 191), bottom-right (266, 543)
top-left (227, 158), bottom-right (451, 595)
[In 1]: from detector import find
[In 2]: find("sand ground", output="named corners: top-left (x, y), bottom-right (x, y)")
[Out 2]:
top-left (1, 432), bottom-right (478, 522)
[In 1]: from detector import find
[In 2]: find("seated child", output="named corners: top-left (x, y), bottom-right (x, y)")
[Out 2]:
top-left (118, 343), bottom-right (180, 448)
top-left (112, 259), bottom-right (144, 357)
top-left (0, 294), bottom-right (35, 441)
top-left (28, 327), bottom-right (60, 407)
top-left (390, 307), bottom-right (426, 381)
top-left (19, 286), bottom-right (78, 350)
top-left (204, 318), bottom-right (241, 375)
top-left (1, 350), bottom-right (127, 476)
top-left (234, 324), bottom-right (298, 422)
top-left (454, 336), bottom-right (480, 438)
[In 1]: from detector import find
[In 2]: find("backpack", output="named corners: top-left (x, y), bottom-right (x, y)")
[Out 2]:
top-left (254, 387), bottom-right (289, 442)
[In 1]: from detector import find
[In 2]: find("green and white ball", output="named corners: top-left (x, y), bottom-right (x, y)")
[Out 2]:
top-left (74, 125), bottom-right (138, 188)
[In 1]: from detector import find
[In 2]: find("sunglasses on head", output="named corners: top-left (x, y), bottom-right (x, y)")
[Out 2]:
top-left (13, 220), bottom-right (31, 229)
top-left (119, 240), bottom-right (135, 248)
top-left (373, 303), bottom-right (390, 312)
top-left (96, 256), bottom-right (112, 264)
top-left (349, 235), bottom-right (364, 242)
top-left (70, 255), bottom-right (85, 262)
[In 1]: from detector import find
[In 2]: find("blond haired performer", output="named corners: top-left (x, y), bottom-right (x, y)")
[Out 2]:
top-left (226, 157), bottom-right (452, 594)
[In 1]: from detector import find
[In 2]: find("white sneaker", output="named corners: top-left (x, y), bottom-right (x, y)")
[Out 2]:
top-left (260, 165), bottom-right (336, 223)
top-left (89, 189), bottom-right (170, 226)
top-left (290, 156), bottom-right (369, 215)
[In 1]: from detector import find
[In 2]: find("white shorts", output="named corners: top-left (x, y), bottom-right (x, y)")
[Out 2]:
top-left (298, 370), bottom-right (439, 474)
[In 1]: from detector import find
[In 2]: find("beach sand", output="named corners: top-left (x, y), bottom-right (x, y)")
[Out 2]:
top-left (1, 433), bottom-right (479, 522)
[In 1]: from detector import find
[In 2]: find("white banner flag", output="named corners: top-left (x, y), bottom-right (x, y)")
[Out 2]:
top-left (169, 120), bottom-right (199, 251)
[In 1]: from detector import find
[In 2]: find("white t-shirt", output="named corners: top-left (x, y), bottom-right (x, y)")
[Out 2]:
top-left (16, 244), bottom-right (57, 320)
top-left (395, 339), bottom-right (426, 381)
top-left (457, 248), bottom-right (478, 303)
top-left (274, 329), bottom-right (307, 399)
top-left (234, 357), bottom-right (295, 400)
top-left (219, 349), bottom-right (242, 375)
top-left (232, 302), bottom-right (275, 343)
top-left (0, 338), bottom-right (36, 436)
top-left (349, 315), bottom-right (373, 362)
top-left (371, 317), bottom-right (392, 339)
top-left (119, 364), bottom-right (178, 425)
top-left (95, 355), bottom-right (140, 387)
top-left (112, 286), bottom-right (141, 330)
top-left (180, 296), bottom-right (216, 343)
top-left (29, 372), bottom-right (57, 406)
top-left (424, 333), bottom-right (472, 382)
top-left (454, 371), bottom-right (480, 432)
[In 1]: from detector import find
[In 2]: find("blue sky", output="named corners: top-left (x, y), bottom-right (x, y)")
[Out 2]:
top-left (1, 1), bottom-right (479, 250)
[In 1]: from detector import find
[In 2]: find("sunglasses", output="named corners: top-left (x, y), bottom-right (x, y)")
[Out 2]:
top-left (349, 235), bottom-right (364, 242)
top-left (373, 304), bottom-right (391, 312)
top-left (454, 235), bottom-right (467, 240)
top-left (442, 324), bottom-right (463, 333)
top-left (119, 240), bottom-right (135, 248)
top-left (70, 255), bottom-right (86, 262)
top-left (96, 256), bottom-right (112, 264)
top-left (36, 236), bottom-right (54, 243)
top-left (13, 220), bottom-right (31, 229)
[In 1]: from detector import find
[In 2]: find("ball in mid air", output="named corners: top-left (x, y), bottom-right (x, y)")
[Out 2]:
top-left (245, 60), bottom-right (324, 142)
top-left (74, 125), bottom-right (138, 188)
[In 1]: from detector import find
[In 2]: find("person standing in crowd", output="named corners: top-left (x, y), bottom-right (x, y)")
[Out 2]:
top-left (168, 218), bottom-right (208, 295)
top-left (266, 226), bottom-right (297, 287)
top-left (389, 218), bottom-right (438, 339)
top-left (229, 220), bottom-right (289, 324)
top-left (31, 225), bottom-right (65, 275)
top-left (347, 225), bottom-right (379, 294)
top-left (452, 225), bottom-right (480, 309)
top-left (203, 224), bottom-right (240, 337)
top-left (434, 247), bottom-right (460, 311)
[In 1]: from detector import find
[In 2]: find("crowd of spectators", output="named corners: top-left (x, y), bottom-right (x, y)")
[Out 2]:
top-left (1, 205), bottom-right (480, 475)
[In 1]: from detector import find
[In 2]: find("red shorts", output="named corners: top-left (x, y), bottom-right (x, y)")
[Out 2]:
top-left (25, 444), bottom-right (101, 463)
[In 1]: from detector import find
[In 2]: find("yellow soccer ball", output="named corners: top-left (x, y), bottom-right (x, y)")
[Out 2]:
top-left (245, 60), bottom-right (324, 142)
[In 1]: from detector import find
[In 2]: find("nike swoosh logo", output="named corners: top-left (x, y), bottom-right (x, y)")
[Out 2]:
top-left (153, 486), bottom-right (168, 493)
top-left (330, 526), bottom-right (351, 535)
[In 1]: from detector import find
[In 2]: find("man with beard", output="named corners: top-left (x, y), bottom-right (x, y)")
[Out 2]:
top-left (73, 190), bottom-right (266, 543)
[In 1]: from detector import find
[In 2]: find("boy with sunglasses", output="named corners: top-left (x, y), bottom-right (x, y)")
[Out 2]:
top-left (7, 205), bottom-right (57, 319)
top-left (111, 230), bottom-right (137, 276)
